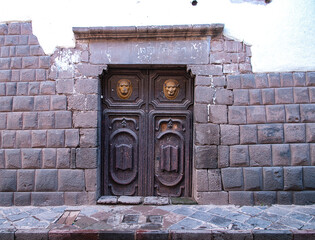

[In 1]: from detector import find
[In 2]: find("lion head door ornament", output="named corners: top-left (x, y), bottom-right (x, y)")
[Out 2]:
top-left (117, 79), bottom-right (132, 99)
top-left (163, 79), bottom-right (180, 100)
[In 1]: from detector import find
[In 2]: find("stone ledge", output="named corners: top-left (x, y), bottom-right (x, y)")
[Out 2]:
top-left (73, 24), bottom-right (224, 40)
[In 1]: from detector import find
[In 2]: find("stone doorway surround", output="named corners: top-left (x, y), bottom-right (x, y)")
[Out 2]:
top-left (71, 24), bottom-right (225, 203)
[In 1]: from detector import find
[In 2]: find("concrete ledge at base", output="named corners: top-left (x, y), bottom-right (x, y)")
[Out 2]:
top-left (1, 230), bottom-right (315, 240)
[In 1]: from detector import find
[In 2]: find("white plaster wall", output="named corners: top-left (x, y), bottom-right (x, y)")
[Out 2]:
top-left (1, 0), bottom-right (314, 73)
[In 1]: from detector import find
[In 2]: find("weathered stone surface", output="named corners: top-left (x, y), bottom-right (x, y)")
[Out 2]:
top-left (244, 167), bottom-right (262, 191)
top-left (143, 196), bottom-right (169, 205)
top-left (263, 167), bottom-right (283, 190)
top-left (284, 123), bottom-right (306, 143)
top-left (240, 125), bottom-right (257, 144)
top-left (196, 169), bottom-right (209, 192)
top-left (5, 149), bottom-right (21, 168)
top-left (195, 86), bottom-right (215, 104)
top-left (272, 144), bottom-right (291, 166)
top-left (208, 169), bottom-right (222, 191)
top-left (47, 130), bottom-right (65, 148)
top-left (196, 191), bottom-right (228, 205)
top-left (76, 148), bottom-right (97, 168)
top-left (17, 170), bottom-right (34, 191)
top-left (56, 148), bottom-right (71, 168)
top-left (249, 145), bottom-right (272, 166)
top-left (58, 169), bottom-right (85, 191)
top-left (261, 89), bottom-right (275, 105)
top-left (31, 192), bottom-right (64, 206)
top-left (14, 192), bottom-right (31, 206)
top-left (42, 148), bottom-right (56, 168)
top-left (73, 111), bottom-right (97, 128)
top-left (285, 104), bottom-right (300, 123)
top-left (0, 170), bottom-right (17, 191)
top-left (118, 196), bottom-right (143, 205)
top-left (220, 125), bottom-right (239, 145)
top-left (291, 144), bottom-right (310, 166)
top-left (90, 38), bottom-right (210, 65)
top-left (227, 75), bottom-right (241, 89)
top-left (229, 191), bottom-right (254, 206)
top-left (85, 169), bottom-right (97, 191)
top-left (284, 167), bottom-right (303, 190)
top-left (294, 191), bottom-right (315, 205)
top-left (194, 145), bottom-right (217, 169)
top-left (21, 149), bottom-right (41, 168)
top-left (301, 104), bottom-right (315, 122)
top-left (194, 104), bottom-right (208, 123)
top-left (247, 106), bottom-right (266, 124)
top-left (195, 124), bottom-right (219, 145)
top-left (233, 89), bottom-right (249, 106)
top-left (209, 105), bottom-right (227, 123)
top-left (222, 168), bottom-right (243, 190)
top-left (218, 145), bottom-right (229, 168)
top-left (97, 196), bottom-right (118, 204)
top-left (303, 166), bottom-right (315, 189)
top-left (266, 105), bottom-right (285, 123)
top-left (230, 145), bottom-right (249, 167)
top-left (228, 106), bottom-right (246, 124)
top-left (254, 191), bottom-right (276, 205)
top-left (257, 124), bottom-right (283, 144)
top-left (80, 129), bottom-right (97, 147)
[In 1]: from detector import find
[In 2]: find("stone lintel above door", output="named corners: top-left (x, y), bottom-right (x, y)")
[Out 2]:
top-left (73, 24), bottom-right (224, 65)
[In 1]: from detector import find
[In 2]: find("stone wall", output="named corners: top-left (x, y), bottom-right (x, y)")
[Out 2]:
top-left (193, 34), bottom-right (315, 205)
top-left (0, 21), bottom-right (314, 206)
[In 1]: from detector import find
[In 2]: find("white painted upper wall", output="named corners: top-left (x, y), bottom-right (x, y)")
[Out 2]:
top-left (1, 0), bottom-right (314, 73)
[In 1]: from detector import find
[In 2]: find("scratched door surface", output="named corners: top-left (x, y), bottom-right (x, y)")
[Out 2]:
top-left (101, 67), bottom-right (193, 197)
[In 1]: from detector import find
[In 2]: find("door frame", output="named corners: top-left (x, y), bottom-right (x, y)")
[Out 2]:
top-left (100, 65), bottom-right (194, 197)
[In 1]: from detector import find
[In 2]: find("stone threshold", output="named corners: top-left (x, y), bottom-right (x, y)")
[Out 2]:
top-left (97, 196), bottom-right (197, 205)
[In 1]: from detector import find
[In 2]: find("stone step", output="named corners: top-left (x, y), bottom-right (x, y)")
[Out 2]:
top-left (97, 196), bottom-right (197, 205)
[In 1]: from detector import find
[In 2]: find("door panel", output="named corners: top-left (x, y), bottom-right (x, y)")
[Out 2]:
top-left (102, 67), bottom-right (193, 197)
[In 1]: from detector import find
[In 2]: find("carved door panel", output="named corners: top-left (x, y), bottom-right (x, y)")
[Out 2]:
top-left (102, 67), bottom-right (193, 197)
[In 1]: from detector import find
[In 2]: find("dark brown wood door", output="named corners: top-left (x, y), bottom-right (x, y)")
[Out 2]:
top-left (101, 67), bottom-right (193, 197)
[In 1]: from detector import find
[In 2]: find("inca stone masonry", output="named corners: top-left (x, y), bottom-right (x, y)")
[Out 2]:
top-left (0, 21), bottom-right (314, 206)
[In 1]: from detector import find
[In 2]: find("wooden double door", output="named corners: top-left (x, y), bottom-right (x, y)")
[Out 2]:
top-left (101, 67), bottom-right (193, 197)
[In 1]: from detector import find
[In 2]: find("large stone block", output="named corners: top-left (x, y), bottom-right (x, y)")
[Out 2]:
top-left (23, 112), bottom-right (38, 129)
top-left (266, 105), bottom-right (285, 123)
top-left (283, 167), bottom-right (303, 190)
top-left (42, 148), bottom-right (56, 168)
top-left (64, 192), bottom-right (89, 205)
top-left (291, 144), bottom-right (310, 166)
top-left (293, 72), bottom-right (306, 86)
top-left (208, 105), bottom-right (227, 124)
top-left (85, 169), bottom-right (97, 191)
top-left (284, 123), bottom-right (306, 143)
top-left (249, 89), bottom-right (262, 105)
top-left (294, 191), bottom-right (315, 205)
top-left (233, 89), bottom-right (249, 106)
top-left (268, 73), bottom-right (281, 87)
top-left (272, 144), bottom-right (291, 166)
top-left (277, 191), bottom-right (293, 205)
top-left (76, 148), bottom-right (97, 168)
top-left (7, 112), bottom-right (22, 129)
top-left (249, 145), bottom-right (272, 166)
top-left (31, 130), bottom-right (46, 148)
top-left (230, 145), bottom-right (249, 167)
top-left (55, 111), bottom-right (72, 129)
top-left (47, 130), bottom-right (65, 148)
top-left (31, 192), bottom-right (64, 206)
top-left (21, 148), bottom-right (41, 168)
top-left (5, 149), bottom-right (21, 168)
top-left (58, 169), bottom-right (85, 191)
top-left (0, 192), bottom-right (13, 206)
top-left (194, 145), bottom-right (217, 169)
top-left (79, 128), bottom-right (97, 147)
top-left (73, 111), bottom-right (98, 128)
top-left (195, 123), bottom-right (219, 145)
top-left (240, 125), bottom-right (257, 144)
top-left (13, 96), bottom-right (34, 111)
top-left (195, 191), bottom-right (228, 205)
top-left (16, 130), bottom-right (31, 148)
top-left (244, 167), bottom-right (262, 191)
top-left (51, 95), bottom-right (67, 110)
top-left (247, 106), bottom-right (266, 124)
top-left (195, 86), bottom-right (215, 104)
top-left (229, 191), bottom-right (254, 205)
top-left (285, 104), bottom-right (300, 123)
top-left (0, 170), bottom-right (17, 191)
top-left (38, 112), bottom-right (55, 129)
top-left (228, 106), bottom-right (246, 124)
top-left (221, 167), bottom-right (243, 190)
top-left (262, 88), bottom-right (275, 105)
top-left (255, 73), bottom-right (268, 88)
top-left (306, 123), bottom-right (315, 142)
top-left (257, 124), bottom-right (283, 144)
top-left (56, 79), bottom-right (74, 94)
top-left (65, 129), bottom-right (79, 147)
top-left (263, 167), bottom-right (283, 190)
top-left (56, 148), bottom-right (71, 168)
top-left (34, 96), bottom-right (50, 111)
top-left (275, 88), bottom-right (294, 104)
top-left (208, 169), bottom-right (222, 191)
top-left (2, 130), bottom-right (16, 148)
top-left (218, 145), bottom-right (229, 168)
top-left (306, 72), bottom-right (315, 86)
top-left (196, 169), bottom-right (209, 192)
top-left (254, 191), bottom-right (276, 205)
top-left (294, 87), bottom-right (309, 103)
top-left (17, 169), bottom-right (35, 192)
top-left (35, 169), bottom-right (58, 191)
top-left (220, 125), bottom-right (239, 145)
top-left (75, 79), bottom-right (99, 94)
top-left (14, 192), bottom-right (31, 206)
top-left (226, 75), bottom-right (241, 89)
top-left (303, 166), bottom-right (315, 189)
top-left (300, 104), bottom-right (315, 122)
top-left (215, 89), bottom-right (233, 105)
top-left (241, 74), bottom-right (255, 89)
top-left (194, 104), bottom-right (208, 123)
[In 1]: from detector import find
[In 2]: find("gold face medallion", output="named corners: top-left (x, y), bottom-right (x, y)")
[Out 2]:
top-left (117, 79), bottom-right (132, 99)
top-left (163, 79), bottom-right (179, 100)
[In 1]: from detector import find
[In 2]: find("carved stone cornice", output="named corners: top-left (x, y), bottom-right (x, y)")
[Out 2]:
top-left (73, 24), bottom-right (224, 40)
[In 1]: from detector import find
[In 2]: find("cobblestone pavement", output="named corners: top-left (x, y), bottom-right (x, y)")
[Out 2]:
top-left (1, 204), bottom-right (315, 231)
